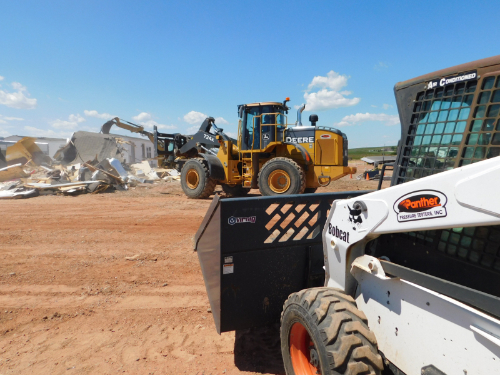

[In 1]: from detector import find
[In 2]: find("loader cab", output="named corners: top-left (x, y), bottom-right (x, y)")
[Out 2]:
top-left (238, 102), bottom-right (287, 151)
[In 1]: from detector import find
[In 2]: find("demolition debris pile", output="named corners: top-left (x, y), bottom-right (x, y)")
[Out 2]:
top-left (0, 132), bottom-right (180, 199)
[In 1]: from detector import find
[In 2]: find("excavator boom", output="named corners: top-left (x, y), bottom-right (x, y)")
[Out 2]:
top-left (101, 117), bottom-right (154, 143)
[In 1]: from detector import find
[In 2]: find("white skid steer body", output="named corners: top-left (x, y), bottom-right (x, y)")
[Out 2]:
top-left (324, 156), bottom-right (500, 375)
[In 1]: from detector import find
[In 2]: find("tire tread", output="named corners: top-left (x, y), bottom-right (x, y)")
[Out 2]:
top-left (181, 157), bottom-right (216, 199)
top-left (258, 157), bottom-right (306, 196)
top-left (281, 287), bottom-right (383, 375)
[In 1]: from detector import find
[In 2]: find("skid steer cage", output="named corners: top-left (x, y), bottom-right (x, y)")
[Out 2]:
top-left (194, 191), bottom-right (371, 333)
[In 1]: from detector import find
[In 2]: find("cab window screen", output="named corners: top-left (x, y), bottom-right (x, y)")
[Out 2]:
top-left (395, 75), bottom-right (500, 276)
top-left (397, 79), bottom-right (477, 185)
top-left (460, 75), bottom-right (500, 166)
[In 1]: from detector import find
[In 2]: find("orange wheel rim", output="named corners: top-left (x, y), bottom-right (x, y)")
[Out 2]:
top-left (268, 169), bottom-right (291, 193)
top-left (186, 169), bottom-right (199, 189)
top-left (289, 322), bottom-right (320, 375)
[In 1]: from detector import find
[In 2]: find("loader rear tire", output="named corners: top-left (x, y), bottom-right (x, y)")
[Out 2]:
top-left (281, 287), bottom-right (383, 375)
top-left (181, 158), bottom-right (216, 199)
top-left (258, 157), bottom-right (306, 196)
top-left (221, 183), bottom-right (249, 197)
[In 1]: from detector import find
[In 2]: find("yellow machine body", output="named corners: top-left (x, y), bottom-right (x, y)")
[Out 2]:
top-left (215, 108), bottom-right (356, 189)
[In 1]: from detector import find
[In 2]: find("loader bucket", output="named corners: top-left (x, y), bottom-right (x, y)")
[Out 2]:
top-left (195, 191), bottom-right (371, 333)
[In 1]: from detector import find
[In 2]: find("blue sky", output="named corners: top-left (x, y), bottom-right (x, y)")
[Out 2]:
top-left (1, 0), bottom-right (499, 148)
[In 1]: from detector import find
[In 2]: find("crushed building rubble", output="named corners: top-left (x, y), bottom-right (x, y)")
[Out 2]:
top-left (0, 135), bottom-right (181, 199)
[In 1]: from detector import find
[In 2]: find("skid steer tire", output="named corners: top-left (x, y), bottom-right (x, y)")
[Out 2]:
top-left (181, 158), bottom-right (216, 199)
top-left (258, 157), bottom-right (306, 196)
top-left (304, 187), bottom-right (317, 194)
top-left (221, 183), bottom-right (249, 197)
top-left (281, 287), bottom-right (383, 375)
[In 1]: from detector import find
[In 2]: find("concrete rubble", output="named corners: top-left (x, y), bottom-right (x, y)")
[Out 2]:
top-left (0, 135), bottom-right (181, 199)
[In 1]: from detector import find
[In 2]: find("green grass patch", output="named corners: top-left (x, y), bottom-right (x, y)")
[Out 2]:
top-left (348, 146), bottom-right (397, 160)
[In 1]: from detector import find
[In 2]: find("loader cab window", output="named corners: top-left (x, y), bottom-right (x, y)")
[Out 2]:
top-left (242, 105), bottom-right (285, 150)
top-left (166, 140), bottom-right (174, 152)
top-left (244, 108), bottom-right (260, 150)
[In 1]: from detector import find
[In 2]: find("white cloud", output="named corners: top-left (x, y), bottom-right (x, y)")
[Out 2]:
top-left (183, 111), bottom-right (228, 125)
top-left (307, 70), bottom-right (350, 92)
top-left (183, 111), bottom-right (207, 125)
top-left (0, 125), bottom-right (12, 136)
top-left (186, 125), bottom-right (200, 134)
top-left (335, 113), bottom-right (400, 127)
top-left (371, 105), bottom-right (377, 108)
top-left (132, 112), bottom-right (152, 122)
top-left (0, 76), bottom-right (4, 81)
top-left (51, 113), bottom-right (86, 129)
top-left (303, 71), bottom-right (360, 111)
top-left (23, 126), bottom-right (71, 138)
top-left (374, 62), bottom-right (389, 70)
top-left (0, 114), bottom-right (23, 124)
top-left (132, 111), bottom-right (176, 131)
top-left (382, 103), bottom-right (393, 110)
top-left (215, 117), bottom-right (228, 125)
top-left (0, 81), bottom-right (37, 109)
top-left (84, 110), bottom-right (114, 120)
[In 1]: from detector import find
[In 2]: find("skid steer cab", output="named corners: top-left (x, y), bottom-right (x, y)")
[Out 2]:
top-left (176, 98), bottom-right (356, 199)
top-left (196, 55), bottom-right (500, 375)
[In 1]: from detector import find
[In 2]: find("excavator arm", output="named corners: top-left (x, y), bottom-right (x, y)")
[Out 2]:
top-left (100, 117), bottom-right (155, 144)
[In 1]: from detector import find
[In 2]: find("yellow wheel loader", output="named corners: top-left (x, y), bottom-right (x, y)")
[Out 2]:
top-left (158, 98), bottom-right (357, 198)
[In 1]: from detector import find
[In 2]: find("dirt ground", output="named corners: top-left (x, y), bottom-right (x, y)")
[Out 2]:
top-left (0, 161), bottom-right (388, 374)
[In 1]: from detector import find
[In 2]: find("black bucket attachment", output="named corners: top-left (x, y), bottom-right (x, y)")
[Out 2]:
top-left (194, 191), bottom-right (371, 333)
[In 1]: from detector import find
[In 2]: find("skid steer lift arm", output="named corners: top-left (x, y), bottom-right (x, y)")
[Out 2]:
top-left (325, 156), bottom-right (500, 375)
top-left (325, 155), bottom-right (500, 296)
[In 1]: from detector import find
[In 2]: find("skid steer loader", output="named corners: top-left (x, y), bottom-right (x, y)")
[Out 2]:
top-left (159, 99), bottom-right (356, 198)
top-left (195, 55), bottom-right (500, 374)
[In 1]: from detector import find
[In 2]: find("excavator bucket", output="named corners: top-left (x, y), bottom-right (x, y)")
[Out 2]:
top-left (6, 137), bottom-right (52, 166)
top-left (194, 191), bottom-right (370, 333)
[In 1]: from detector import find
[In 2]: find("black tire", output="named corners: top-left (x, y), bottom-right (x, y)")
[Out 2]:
top-left (281, 287), bottom-right (383, 375)
top-left (221, 183), bottom-right (249, 197)
top-left (180, 158), bottom-right (216, 199)
top-left (258, 157), bottom-right (306, 196)
top-left (304, 187), bottom-right (317, 194)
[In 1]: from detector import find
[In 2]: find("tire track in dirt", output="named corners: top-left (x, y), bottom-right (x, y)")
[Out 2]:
top-left (0, 175), bottom-right (383, 374)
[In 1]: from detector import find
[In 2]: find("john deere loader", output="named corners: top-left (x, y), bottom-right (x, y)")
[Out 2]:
top-left (195, 55), bottom-right (500, 374)
top-left (155, 99), bottom-right (356, 198)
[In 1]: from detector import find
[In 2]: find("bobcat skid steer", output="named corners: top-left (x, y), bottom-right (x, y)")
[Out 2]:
top-left (195, 55), bottom-right (500, 375)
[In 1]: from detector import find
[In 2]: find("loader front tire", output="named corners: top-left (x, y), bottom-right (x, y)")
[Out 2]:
top-left (181, 158), bottom-right (216, 199)
top-left (281, 288), bottom-right (383, 375)
top-left (221, 183), bottom-right (249, 197)
top-left (258, 157), bottom-right (306, 196)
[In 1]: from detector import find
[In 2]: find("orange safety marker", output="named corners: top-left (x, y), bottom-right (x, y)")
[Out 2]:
top-left (350, 174), bottom-right (352, 179)
top-left (366, 173), bottom-right (370, 181)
